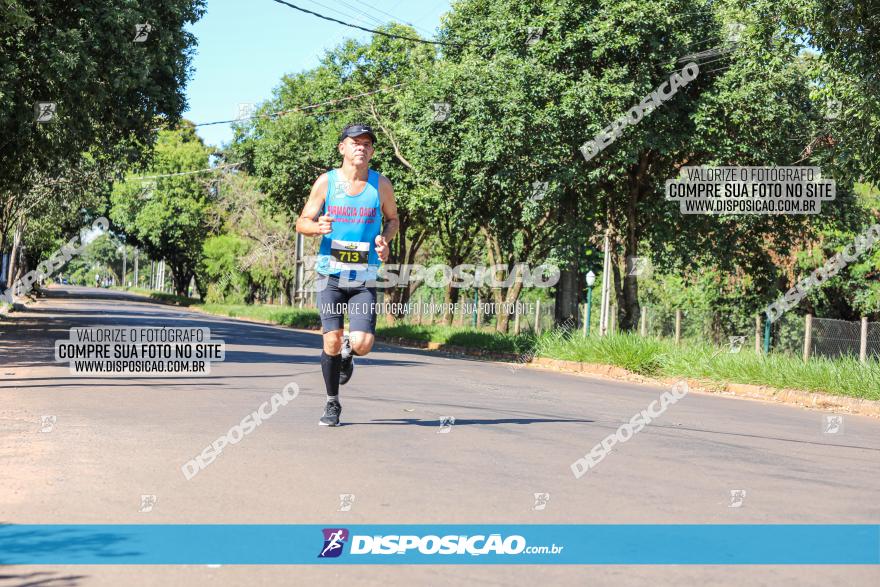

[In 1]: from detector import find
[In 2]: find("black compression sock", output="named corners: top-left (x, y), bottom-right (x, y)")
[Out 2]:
top-left (321, 351), bottom-right (342, 399)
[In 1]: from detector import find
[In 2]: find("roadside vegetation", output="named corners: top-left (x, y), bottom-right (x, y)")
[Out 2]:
top-left (178, 298), bottom-right (880, 401)
top-left (4, 1), bottom-right (876, 402)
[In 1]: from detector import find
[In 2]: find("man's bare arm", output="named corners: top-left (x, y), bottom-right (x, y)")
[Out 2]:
top-left (379, 175), bottom-right (399, 242)
top-left (296, 173), bottom-right (332, 237)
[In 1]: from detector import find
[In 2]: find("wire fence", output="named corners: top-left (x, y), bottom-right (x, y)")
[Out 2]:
top-left (812, 318), bottom-right (871, 359)
top-left (373, 295), bottom-right (559, 334)
top-left (774, 314), bottom-right (880, 360)
top-left (292, 286), bottom-right (880, 362)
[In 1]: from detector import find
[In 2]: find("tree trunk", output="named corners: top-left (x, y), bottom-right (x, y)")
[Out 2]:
top-left (554, 264), bottom-right (579, 327)
top-left (169, 262), bottom-right (190, 297)
top-left (554, 185), bottom-right (581, 327)
top-left (620, 156), bottom-right (649, 332)
top-left (194, 273), bottom-right (207, 300)
top-left (495, 270), bottom-right (526, 333)
top-left (385, 215), bottom-right (426, 322)
top-left (385, 214), bottom-right (407, 324)
top-left (282, 277), bottom-right (293, 305)
top-left (438, 244), bottom-right (466, 325)
top-left (0, 229), bottom-right (7, 290)
top-left (611, 246), bottom-right (625, 331)
top-left (480, 228), bottom-right (508, 333)
top-left (443, 284), bottom-right (460, 325)
top-left (403, 228), bottom-right (425, 305)
top-left (621, 248), bottom-right (640, 331)
top-left (0, 195), bottom-right (17, 289)
top-left (477, 220), bottom-right (548, 334)
top-left (5, 216), bottom-right (25, 295)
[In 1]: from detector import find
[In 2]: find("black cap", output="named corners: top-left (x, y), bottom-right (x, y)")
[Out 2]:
top-left (339, 123), bottom-right (377, 145)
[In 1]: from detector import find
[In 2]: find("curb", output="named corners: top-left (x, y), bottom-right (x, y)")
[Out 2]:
top-left (57, 290), bottom-right (880, 418)
top-left (375, 337), bottom-right (880, 418)
top-left (1, 297), bottom-right (38, 315)
top-left (373, 335), bottom-right (518, 359)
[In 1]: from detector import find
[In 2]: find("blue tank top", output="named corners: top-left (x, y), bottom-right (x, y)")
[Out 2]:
top-left (316, 168), bottom-right (383, 280)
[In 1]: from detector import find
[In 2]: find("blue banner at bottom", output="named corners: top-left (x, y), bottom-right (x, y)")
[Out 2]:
top-left (0, 525), bottom-right (877, 565)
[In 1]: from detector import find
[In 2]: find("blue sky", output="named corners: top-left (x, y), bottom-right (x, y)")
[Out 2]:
top-left (184, 0), bottom-right (451, 148)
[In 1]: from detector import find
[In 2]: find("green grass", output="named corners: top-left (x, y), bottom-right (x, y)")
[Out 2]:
top-left (540, 331), bottom-right (667, 375)
top-left (661, 342), bottom-right (880, 399)
top-left (540, 333), bottom-right (879, 400)
top-left (375, 321), bottom-right (537, 354)
top-left (118, 292), bottom-right (880, 401)
top-left (199, 303), bottom-right (322, 329)
top-left (352, 322), bottom-right (880, 400)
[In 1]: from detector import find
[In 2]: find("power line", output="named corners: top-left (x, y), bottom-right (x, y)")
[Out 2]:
top-left (127, 163), bottom-right (242, 181)
top-left (678, 44), bottom-right (736, 64)
top-left (192, 85), bottom-right (404, 128)
top-left (354, 0), bottom-right (433, 35)
top-left (184, 42), bottom-right (735, 134)
top-left (125, 98), bottom-right (394, 185)
top-left (302, 0), bottom-right (385, 30)
top-left (681, 33), bottom-right (724, 51)
top-left (334, 0), bottom-right (435, 39)
top-left (689, 54), bottom-right (735, 70)
top-left (333, 0), bottom-right (389, 27)
top-left (268, 0), bottom-right (486, 48)
top-left (340, 0), bottom-right (436, 37)
top-left (703, 63), bottom-right (737, 75)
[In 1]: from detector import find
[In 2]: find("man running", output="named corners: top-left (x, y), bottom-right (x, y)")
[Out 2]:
top-left (296, 122), bottom-right (399, 427)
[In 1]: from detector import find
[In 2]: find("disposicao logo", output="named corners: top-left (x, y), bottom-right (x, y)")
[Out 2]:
top-left (348, 534), bottom-right (527, 555)
top-left (317, 529), bottom-right (558, 558)
top-left (318, 528), bottom-right (349, 558)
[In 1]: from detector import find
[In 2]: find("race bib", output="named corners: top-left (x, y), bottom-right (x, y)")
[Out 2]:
top-left (329, 239), bottom-right (369, 269)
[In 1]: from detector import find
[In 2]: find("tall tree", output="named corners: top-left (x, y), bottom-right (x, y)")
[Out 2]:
top-left (110, 124), bottom-right (214, 296)
top-left (441, 0), bottom-right (834, 332)
top-left (783, 0), bottom-right (880, 186)
top-left (231, 24), bottom-right (443, 315)
top-left (0, 0), bottom-right (205, 288)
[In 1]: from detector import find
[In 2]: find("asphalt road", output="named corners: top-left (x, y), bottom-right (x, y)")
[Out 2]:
top-left (1, 286), bottom-right (878, 586)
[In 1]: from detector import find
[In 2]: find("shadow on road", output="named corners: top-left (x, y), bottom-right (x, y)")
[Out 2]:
top-left (0, 571), bottom-right (88, 586)
top-left (0, 371), bottom-right (316, 388)
top-left (0, 288), bottom-right (425, 371)
top-left (648, 422), bottom-right (880, 452)
top-left (0, 524), bottom-right (139, 567)
top-left (354, 417), bottom-right (594, 426)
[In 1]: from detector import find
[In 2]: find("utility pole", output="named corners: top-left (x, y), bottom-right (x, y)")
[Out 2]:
top-left (860, 317), bottom-right (868, 363)
top-left (599, 230), bottom-right (612, 336)
top-left (134, 248), bottom-right (139, 287)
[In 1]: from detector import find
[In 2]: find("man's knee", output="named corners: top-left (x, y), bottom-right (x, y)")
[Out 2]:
top-left (353, 343), bottom-right (372, 356)
top-left (351, 334), bottom-right (374, 356)
top-left (324, 341), bottom-right (343, 354)
top-left (323, 330), bottom-right (343, 354)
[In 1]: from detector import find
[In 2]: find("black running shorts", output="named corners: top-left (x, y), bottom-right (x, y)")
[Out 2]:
top-left (316, 273), bottom-right (378, 333)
